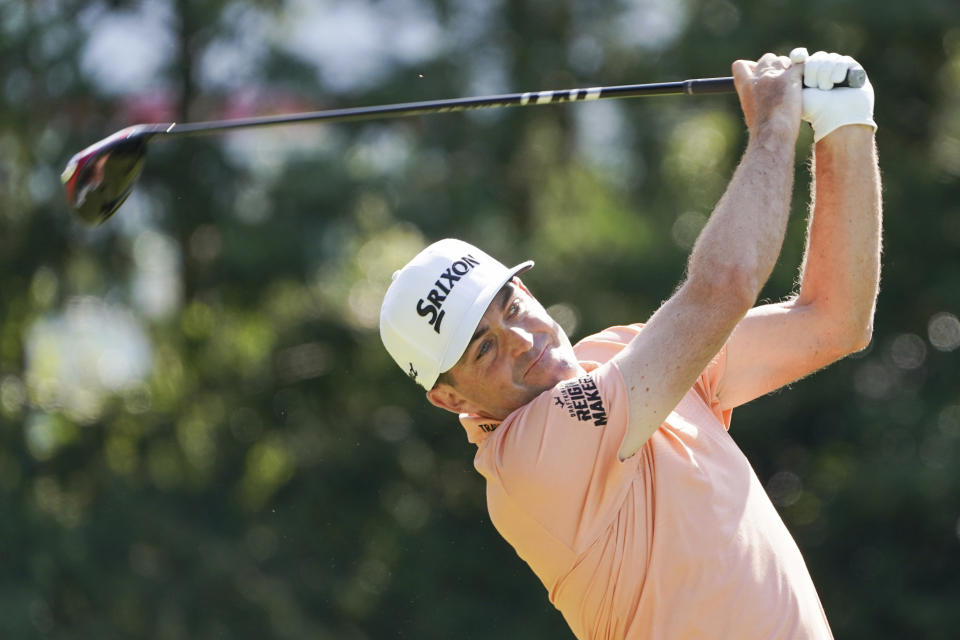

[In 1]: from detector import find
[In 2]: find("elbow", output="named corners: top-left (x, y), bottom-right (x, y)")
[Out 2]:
top-left (843, 317), bottom-right (874, 355)
top-left (688, 260), bottom-right (761, 317)
top-left (829, 310), bottom-right (875, 357)
top-left (844, 297), bottom-right (878, 354)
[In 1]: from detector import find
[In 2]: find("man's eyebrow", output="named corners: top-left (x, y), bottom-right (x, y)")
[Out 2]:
top-left (468, 282), bottom-right (515, 345)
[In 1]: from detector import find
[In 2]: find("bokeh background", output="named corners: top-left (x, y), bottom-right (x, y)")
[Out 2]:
top-left (2, 0), bottom-right (959, 637)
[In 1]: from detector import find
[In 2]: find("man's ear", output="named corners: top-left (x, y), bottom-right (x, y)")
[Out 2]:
top-left (426, 383), bottom-right (469, 415)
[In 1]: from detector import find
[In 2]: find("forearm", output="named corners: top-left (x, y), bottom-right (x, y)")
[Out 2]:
top-left (617, 136), bottom-right (798, 459)
top-left (687, 133), bottom-right (796, 308)
top-left (795, 125), bottom-right (881, 346)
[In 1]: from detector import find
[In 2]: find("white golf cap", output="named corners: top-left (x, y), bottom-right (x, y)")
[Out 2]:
top-left (380, 238), bottom-right (533, 389)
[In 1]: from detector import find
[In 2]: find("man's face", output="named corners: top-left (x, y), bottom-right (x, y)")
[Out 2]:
top-left (426, 278), bottom-right (581, 420)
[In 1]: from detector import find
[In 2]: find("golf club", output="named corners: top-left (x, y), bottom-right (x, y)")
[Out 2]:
top-left (62, 69), bottom-right (865, 226)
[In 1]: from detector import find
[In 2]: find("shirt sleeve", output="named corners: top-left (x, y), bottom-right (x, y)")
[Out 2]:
top-left (478, 361), bottom-right (634, 554)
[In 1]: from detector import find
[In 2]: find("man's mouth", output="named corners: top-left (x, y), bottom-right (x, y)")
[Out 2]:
top-left (523, 344), bottom-right (547, 378)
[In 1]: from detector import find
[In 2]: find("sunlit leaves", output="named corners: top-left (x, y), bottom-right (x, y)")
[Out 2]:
top-left (239, 437), bottom-right (295, 510)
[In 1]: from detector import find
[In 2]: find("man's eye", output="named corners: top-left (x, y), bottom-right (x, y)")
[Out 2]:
top-left (476, 340), bottom-right (491, 359)
top-left (508, 299), bottom-right (521, 315)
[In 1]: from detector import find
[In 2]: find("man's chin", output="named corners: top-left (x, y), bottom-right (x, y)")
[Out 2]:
top-left (527, 361), bottom-right (578, 399)
top-left (542, 350), bottom-right (581, 382)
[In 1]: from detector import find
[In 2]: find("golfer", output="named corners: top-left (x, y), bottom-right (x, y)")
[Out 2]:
top-left (380, 49), bottom-right (880, 639)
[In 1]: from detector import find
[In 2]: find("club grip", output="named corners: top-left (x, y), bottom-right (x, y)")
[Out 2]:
top-left (802, 66), bottom-right (867, 89)
top-left (838, 67), bottom-right (866, 88)
top-left (685, 66), bottom-right (866, 96)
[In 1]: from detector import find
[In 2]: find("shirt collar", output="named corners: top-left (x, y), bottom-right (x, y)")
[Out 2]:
top-left (457, 359), bottom-right (599, 445)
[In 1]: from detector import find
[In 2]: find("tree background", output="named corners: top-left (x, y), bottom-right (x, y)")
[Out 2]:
top-left (1, 0), bottom-right (959, 637)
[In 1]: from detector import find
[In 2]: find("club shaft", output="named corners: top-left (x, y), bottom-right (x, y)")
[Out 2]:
top-left (161, 77), bottom-right (737, 137)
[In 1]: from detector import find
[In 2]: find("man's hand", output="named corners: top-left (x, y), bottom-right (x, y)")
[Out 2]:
top-left (791, 48), bottom-right (878, 142)
top-left (732, 52), bottom-right (803, 146)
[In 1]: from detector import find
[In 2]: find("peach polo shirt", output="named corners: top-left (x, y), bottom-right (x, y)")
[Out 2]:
top-left (460, 324), bottom-right (832, 639)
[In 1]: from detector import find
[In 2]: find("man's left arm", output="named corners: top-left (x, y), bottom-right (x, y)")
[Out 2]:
top-left (716, 58), bottom-right (882, 411)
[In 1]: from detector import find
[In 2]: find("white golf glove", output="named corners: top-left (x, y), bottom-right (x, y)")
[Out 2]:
top-left (789, 47), bottom-right (877, 142)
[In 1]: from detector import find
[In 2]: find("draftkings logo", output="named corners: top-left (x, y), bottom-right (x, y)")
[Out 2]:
top-left (554, 376), bottom-right (608, 426)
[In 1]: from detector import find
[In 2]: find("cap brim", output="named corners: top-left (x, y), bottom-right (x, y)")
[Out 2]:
top-left (437, 260), bottom-right (534, 375)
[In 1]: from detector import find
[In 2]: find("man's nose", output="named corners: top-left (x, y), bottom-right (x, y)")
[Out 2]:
top-left (507, 326), bottom-right (535, 356)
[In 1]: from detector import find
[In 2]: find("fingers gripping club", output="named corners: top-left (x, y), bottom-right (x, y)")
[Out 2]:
top-left (790, 47), bottom-right (877, 142)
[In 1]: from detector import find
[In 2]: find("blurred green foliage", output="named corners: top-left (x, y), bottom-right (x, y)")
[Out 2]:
top-left (1, 0), bottom-right (959, 638)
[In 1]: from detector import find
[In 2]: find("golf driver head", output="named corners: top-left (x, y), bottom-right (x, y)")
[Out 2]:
top-left (61, 124), bottom-right (169, 226)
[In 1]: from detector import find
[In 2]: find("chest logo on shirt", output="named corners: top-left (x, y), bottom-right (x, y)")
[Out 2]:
top-left (554, 376), bottom-right (608, 426)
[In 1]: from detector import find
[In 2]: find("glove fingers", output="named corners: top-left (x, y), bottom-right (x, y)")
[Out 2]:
top-left (804, 51), bottom-right (826, 88)
top-left (803, 51), bottom-right (848, 90)
top-left (797, 49), bottom-right (865, 90)
top-left (817, 52), bottom-right (842, 90)
top-left (833, 55), bottom-right (856, 84)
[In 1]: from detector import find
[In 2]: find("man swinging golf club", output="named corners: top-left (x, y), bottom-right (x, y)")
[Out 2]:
top-left (380, 48), bottom-right (881, 639)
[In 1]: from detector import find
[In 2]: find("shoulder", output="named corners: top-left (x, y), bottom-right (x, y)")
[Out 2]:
top-left (573, 323), bottom-right (644, 349)
top-left (477, 362), bottom-right (629, 476)
top-left (573, 323), bottom-right (644, 365)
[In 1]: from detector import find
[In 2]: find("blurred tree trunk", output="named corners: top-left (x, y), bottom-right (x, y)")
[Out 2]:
top-left (503, 0), bottom-right (575, 237)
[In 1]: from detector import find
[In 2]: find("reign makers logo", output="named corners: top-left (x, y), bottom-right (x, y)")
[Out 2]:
top-left (415, 254), bottom-right (481, 333)
top-left (554, 376), bottom-right (608, 426)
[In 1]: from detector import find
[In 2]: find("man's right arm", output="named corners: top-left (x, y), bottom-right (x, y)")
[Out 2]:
top-left (614, 53), bottom-right (803, 460)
